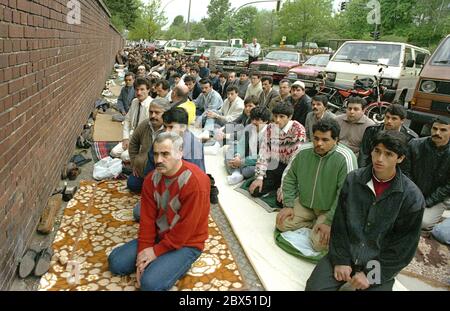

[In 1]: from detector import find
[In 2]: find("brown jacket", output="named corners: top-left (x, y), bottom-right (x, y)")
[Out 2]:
top-left (335, 114), bottom-right (375, 156)
top-left (129, 119), bottom-right (164, 176)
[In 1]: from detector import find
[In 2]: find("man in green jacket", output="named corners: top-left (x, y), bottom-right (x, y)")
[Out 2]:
top-left (276, 119), bottom-right (358, 252)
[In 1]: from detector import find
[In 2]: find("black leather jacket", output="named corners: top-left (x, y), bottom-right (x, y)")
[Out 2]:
top-left (404, 137), bottom-right (450, 207)
top-left (329, 166), bottom-right (425, 283)
top-left (358, 124), bottom-right (418, 167)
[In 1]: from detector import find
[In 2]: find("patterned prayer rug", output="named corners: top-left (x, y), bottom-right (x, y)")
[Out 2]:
top-left (39, 180), bottom-right (245, 291)
top-left (401, 236), bottom-right (450, 289)
top-left (91, 141), bottom-right (119, 163)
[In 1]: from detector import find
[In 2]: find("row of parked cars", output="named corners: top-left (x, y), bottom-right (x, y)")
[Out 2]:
top-left (214, 37), bottom-right (450, 134)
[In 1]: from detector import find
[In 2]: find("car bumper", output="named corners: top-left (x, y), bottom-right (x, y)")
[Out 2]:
top-left (407, 109), bottom-right (450, 124)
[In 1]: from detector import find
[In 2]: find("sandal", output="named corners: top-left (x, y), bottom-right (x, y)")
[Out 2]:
top-left (34, 247), bottom-right (54, 277)
top-left (70, 150), bottom-right (92, 167)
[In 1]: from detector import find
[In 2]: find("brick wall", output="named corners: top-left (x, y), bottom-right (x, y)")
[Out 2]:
top-left (0, 0), bottom-right (123, 289)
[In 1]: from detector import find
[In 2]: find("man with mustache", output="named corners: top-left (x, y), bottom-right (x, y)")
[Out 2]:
top-left (277, 119), bottom-right (357, 252)
top-left (127, 98), bottom-right (170, 192)
top-left (109, 132), bottom-right (210, 291)
top-left (404, 117), bottom-right (450, 234)
top-left (111, 77), bottom-right (153, 162)
top-left (306, 131), bottom-right (424, 291)
top-left (304, 94), bottom-right (336, 141)
top-left (358, 104), bottom-right (417, 167)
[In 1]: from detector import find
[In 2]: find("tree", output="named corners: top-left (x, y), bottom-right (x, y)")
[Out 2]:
top-left (104, 0), bottom-right (141, 29)
top-left (277, 0), bottom-right (333, 45)
top-left (128, 0), bottom-right (167, 41)
top-left (254, 9), bottom-right (279, 46)
top-left (190, 20), bottom-right (210, 40)
top-left (204, 0), bottom-right (231, 39)
top-left (172, 15), bottom-right (185, 27)
top-left (231, 6), bottom-right (258, 42)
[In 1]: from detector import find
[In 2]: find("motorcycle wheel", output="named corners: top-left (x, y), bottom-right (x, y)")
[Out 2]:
top-left (365, 102), bottom-right (390, 124)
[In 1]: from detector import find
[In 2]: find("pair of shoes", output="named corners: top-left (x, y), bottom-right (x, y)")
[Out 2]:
top-left (19, 246), bottom-right (54, 278)
top-left (207, 174), bottom-right (219, 204)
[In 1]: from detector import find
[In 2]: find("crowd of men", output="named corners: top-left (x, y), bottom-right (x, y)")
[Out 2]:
top-left (107, 43), bottom-right (450, 291)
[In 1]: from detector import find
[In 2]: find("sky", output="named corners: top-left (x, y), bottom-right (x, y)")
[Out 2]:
top-left (143, 0), bottom-right (341, 29)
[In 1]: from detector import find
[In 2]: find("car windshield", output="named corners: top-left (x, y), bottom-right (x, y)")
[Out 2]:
top-left (431, 37), bottom-right (450, 66)
top-left (187, 41), bottom-right (201, 47)
top-left (333, 43), bottom-right (402, 66)
top-left (231, 49), bottom-right (247, 57)
top-left (265, 51), bottom-right (298, 62)
top-left (305, 55), bottom-right (329, 67)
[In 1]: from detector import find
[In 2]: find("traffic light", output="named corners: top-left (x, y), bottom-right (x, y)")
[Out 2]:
top-left (340, 1), bottom-right (347, 11)
top-left (371, 31), bottom-right (380, 40)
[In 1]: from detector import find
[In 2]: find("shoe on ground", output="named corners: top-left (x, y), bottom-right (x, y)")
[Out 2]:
top-left (18, 246), bottom-right (40, 278)
top-left (34, 247), bottom-right (54, 277)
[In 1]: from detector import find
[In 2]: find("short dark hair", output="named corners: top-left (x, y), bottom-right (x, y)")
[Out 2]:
top-left (155, 79), bottom-right (170, 90)
top-left (261, 76), bottom-right (273, 85)
top-left (199, 78), bottom-right (212, 86)
top-left (250, 106), bottom-right (271, 123)
top-left (172, 72), bottom-right (181, 79)
top-left (125, 72), bottom-right (135, 79)
top-left (385, 104), bottom-right (407, 119)
top-left (163, 107), bottom-right (189, 126)
top-left (279, 79), bottom-right (291, 86)
top-left (431, 116), bottom-right (450, 126)
top-left (134, 77), bottom-right (151, 90)
top-left (371, 130), bottom-right (408, 158)
top-left (183, 75), bottom-right (195, 84)
top-left (347, 96), bottom-right (367, 108)
top-left (190, 66), bottom-right (199, 73)
top-left (244, 95), bottom-right (259, 106)
top-left (250, 72), bottom-right (260, 79)
top-left (272, 103), bottom-right (294, 117)
top-left (240, 71), bottom-right (249, 77)
top-left (312, 118), bottom-right (341, 140)
top-left (219, 72), bottom-right (229, 79)
top-left (226, 85), bottom-right (239, 94)
top-left (312, 95), bottom-right (328, 108)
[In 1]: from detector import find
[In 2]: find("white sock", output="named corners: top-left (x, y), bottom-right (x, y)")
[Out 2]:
top-left (227, 173), bottom-right (244, 185)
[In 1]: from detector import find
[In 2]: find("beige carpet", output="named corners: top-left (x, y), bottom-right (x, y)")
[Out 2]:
top-left (93, 113), bottom-right (123, 142)
top-left (39, 180), bottom-right (245, 291)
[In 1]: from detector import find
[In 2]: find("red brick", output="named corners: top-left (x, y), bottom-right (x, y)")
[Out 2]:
top-left (8, 24), bottom-right (23, 38)
top-left (16, 0), bottom-right (30, 12)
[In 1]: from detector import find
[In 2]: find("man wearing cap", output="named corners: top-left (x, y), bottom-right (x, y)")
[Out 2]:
top-left (284, 80), bottom-right (312, 127)
top-left (137, 65), bottom-right (147, 78)
top-left (127, 98), bottom-right (170, 192)
top-left (111, 77), bottom-right (153, 162)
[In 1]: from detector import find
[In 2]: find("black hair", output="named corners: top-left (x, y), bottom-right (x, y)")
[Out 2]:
top-left (226, 85), bottom-right (239, 94)
top-left (134, 77), bottom-right (151, 90)
top-left (385, 103), bottom-right (407, 120)
top-left (312, 95), bottom-right (328, 108)
top-left (431, 116), bottom-right (450, 126)
top-left (250, 72), bottom-right (260, 79)
top-left (261, 76), bottom-right (273, 85)
top-left (312, 118), bottom-right (341, 140)
top-left (155, 79), bottom-right (170, 91)
top-left (190, 66), bottom-right (200, 73)
top-left (272, 103), bottom-right (294, 117)
top-left (244, 95), bottom-right (259, 106)
top-left (219, 72), bottom-right (229, 79)
top-left (124, 72), bottom-right (135, 79)
top-left (240, 71), bottom-right (249, 77)
top-left (371, 130), bottom-right (408, 158)
top-left (183, 75), bottom-right (195, 83)
top-left (279, 79), bottom-right (291, 86)
top-left (250, 106), bottom-right (272, 123)
top-left (347, 96), bottom-right (367, 108)
top-left (199, 78), bottom-right (212, 86)
top-left (162, 107), bottom-right (189, 126)
top-left (172, 72), bottom-right (181, 79)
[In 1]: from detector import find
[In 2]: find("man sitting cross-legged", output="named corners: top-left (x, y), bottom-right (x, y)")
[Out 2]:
top-left (225, 106), bottom-right (272, 185)
top-left (108, 132), bottom-right (210, 291)
top-left (306, 131), bottom-right (425, 291)
top-left (248, 103), bottom-right (306, 201)
top-left (276, 119), bottom-right (357, 252)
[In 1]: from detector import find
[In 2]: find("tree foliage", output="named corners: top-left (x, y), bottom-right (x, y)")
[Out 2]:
top-left (127, 0), bottom-right (167, 41)
top-left (204, 0), bottom-right (232, 39)
top-left (104, 0), bottom-right (141, 29)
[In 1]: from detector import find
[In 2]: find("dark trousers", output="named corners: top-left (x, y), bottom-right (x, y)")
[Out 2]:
top-left (251, 163), bottom-right (286, 199)
top-left (305, 255), bottom-right (395, 291)
top-left (248, 56), bottom-right (258, 66)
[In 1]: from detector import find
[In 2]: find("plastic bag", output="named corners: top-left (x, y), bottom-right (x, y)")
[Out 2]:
top-left (93, 157), bottom-right (123, 180)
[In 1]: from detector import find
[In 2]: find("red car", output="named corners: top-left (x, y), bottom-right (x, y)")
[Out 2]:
top-left (249, 50), bottom-right (306, 82)
top-left (286, 54), bottom-right (330, 92)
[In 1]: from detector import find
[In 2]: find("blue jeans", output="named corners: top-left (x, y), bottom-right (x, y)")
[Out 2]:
top-left (432, 218), bottom-right (450, 245)
top-left (108, 239), bottom-right (202, 291)
top-left (127, 175), bottom-right (144, 193)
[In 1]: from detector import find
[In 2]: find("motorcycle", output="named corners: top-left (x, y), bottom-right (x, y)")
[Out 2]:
top-left (317, 66), bottom-right (391, 124)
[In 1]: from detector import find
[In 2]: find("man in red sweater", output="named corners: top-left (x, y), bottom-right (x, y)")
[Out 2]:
top-left (108, 132), bottom-right (210, 291)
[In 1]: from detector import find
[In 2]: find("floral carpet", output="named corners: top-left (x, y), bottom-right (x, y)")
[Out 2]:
top-left (39, 180), bottom-right (245, 291)
top-left (401, 236), bottom-right (450, 289)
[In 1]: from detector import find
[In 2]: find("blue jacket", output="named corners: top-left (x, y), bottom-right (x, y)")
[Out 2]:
top-left (117, 86), bottom-right (135, 114)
